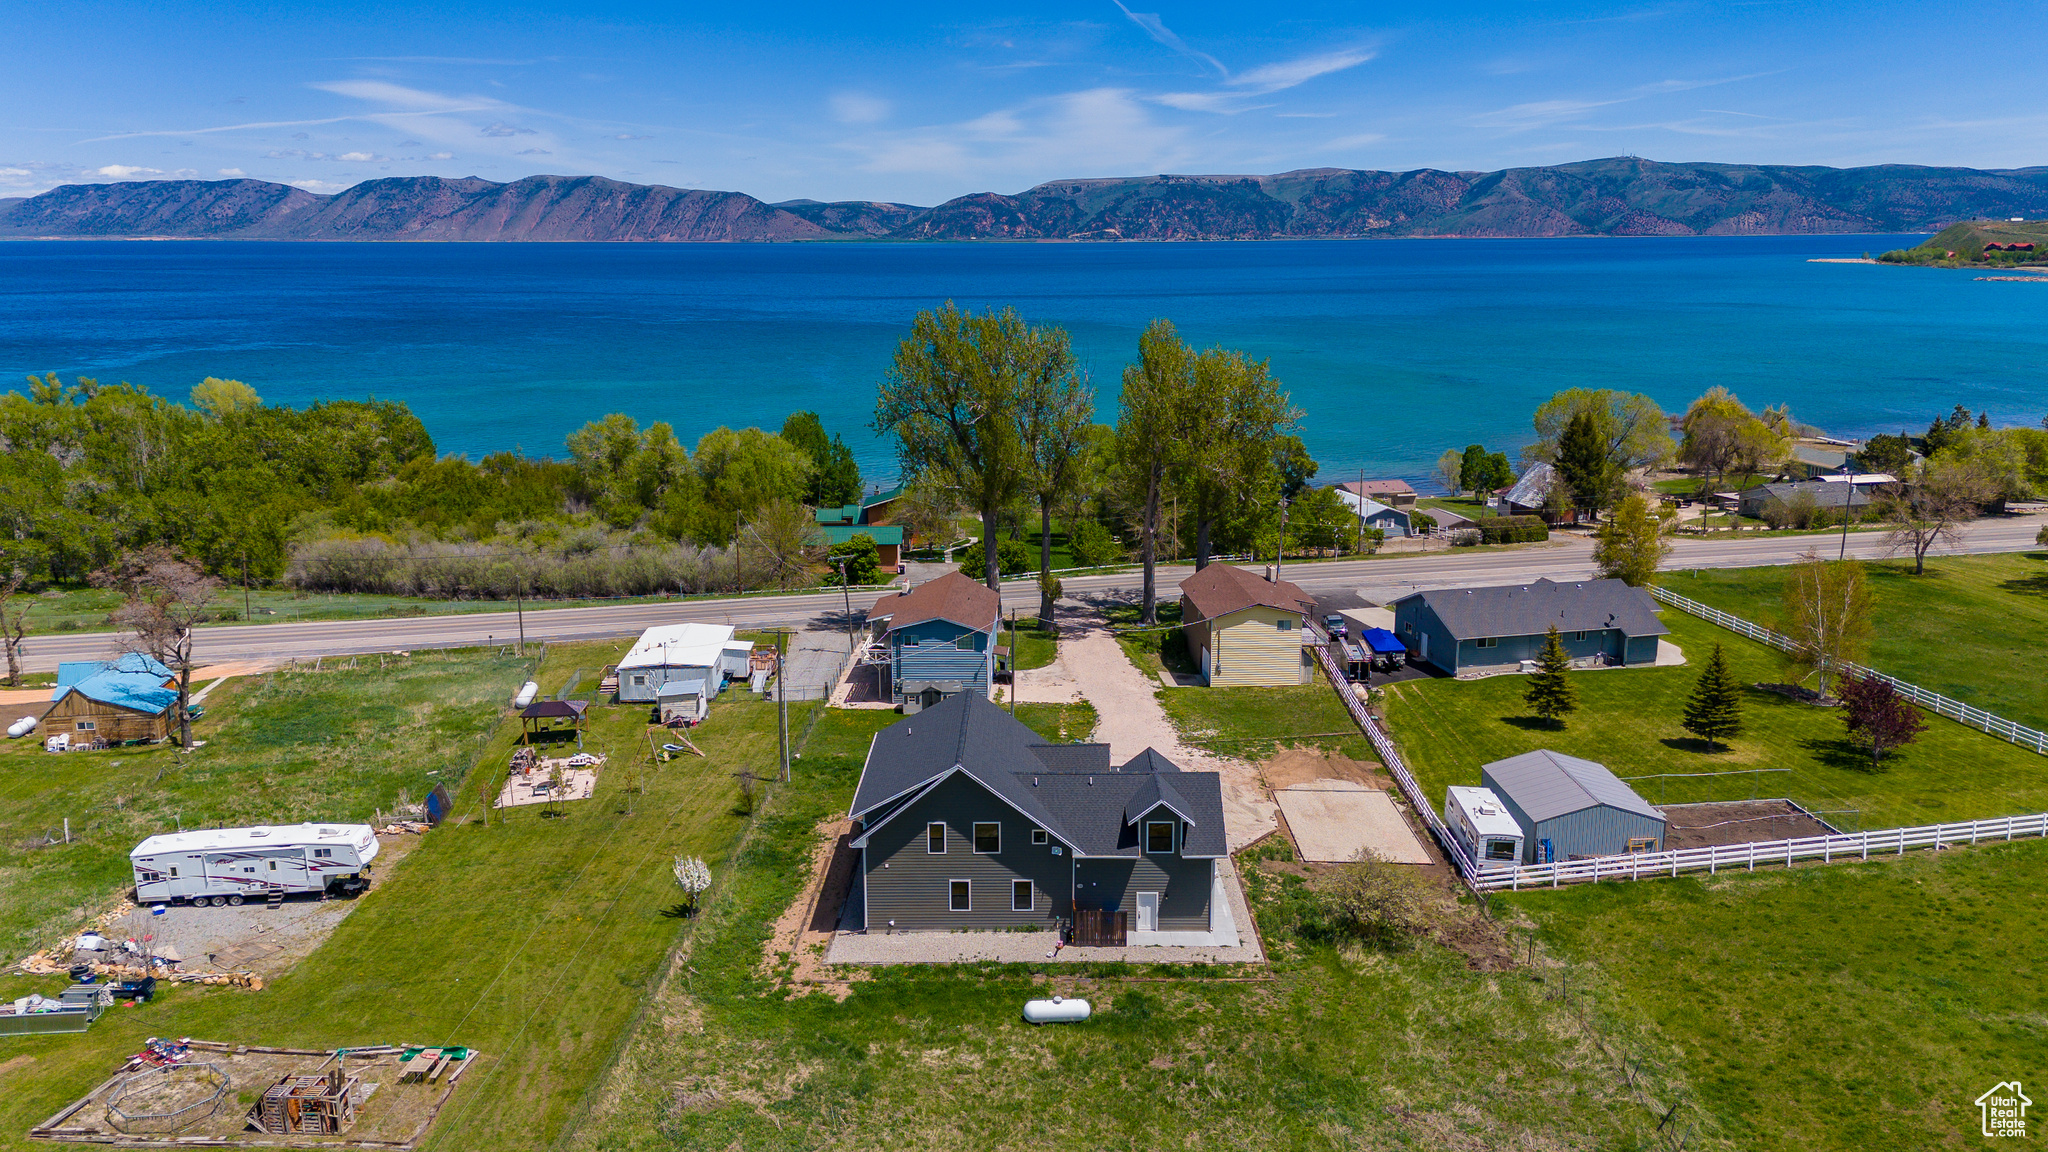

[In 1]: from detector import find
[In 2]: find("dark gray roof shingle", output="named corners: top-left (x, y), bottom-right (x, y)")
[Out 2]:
top-left (1391, 577), bottom-right (1667, 641)
top-left (849, 694), bottom-right (1227, 857)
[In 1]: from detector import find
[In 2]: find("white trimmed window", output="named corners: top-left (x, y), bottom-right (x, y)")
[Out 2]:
top-left (973, 822), bottom-right (1000, 853)
top-left (949, 880), bottom-right (971, 911)
top-left (1011, 880), bottom-right (1033, 911)
top-left (1031, 829), bottom-right (1049, 845)
top-left (926, 822), bottom-right (945, 853)
top-left (76, 720), bottom-right (96, 731)
top-left (1275, 617), bottom-right (1294, 631)
top-left (1475, 637), bottom-right (1498, 649)
top-left (313, 848), bottom-right (332, 859)
top-left (955, 633), bottom-right (976, 650)
top-left (1571, 631), bottom-right (1586, 641)
top-left (1145, 820), bottom-right (1175, 854)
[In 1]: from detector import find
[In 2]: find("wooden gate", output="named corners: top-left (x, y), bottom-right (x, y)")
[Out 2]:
top-left (1071, 909), bottom-right (1127, 947)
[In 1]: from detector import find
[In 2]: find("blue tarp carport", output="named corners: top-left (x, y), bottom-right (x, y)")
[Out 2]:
top-left (1362, 628), bottom-right (1406, 655)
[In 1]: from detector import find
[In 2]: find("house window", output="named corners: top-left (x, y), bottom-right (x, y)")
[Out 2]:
top-left (1571, 631), bottom-right (1586, 642)
top-left (631, 675), bottom-right (646, 687)
top-left (1403, 622), bottom-right (1413, 635)
top-left (1627, 837), bottom-right (1658, 853)
top-left (1485, 840), bottom-right (1517, 861)
top-left (76, 720), bottom-right (96, 731)
top-left (1145, 820), bottom-right (1175, 854)
top-left (949, 880), bottom-right (971, 911)
top-left (1011, 880), bottom-right (1033, 911)
top-left (973, 822), bottom-right (1000, 853)
top-left (1475, 637), bottom-right (1498, 649)
top-left (926, 822), bottom-right (946, 853)
top-left (1276, 617), bottom-right (1294, 631)
top-left (955, 634), bottom-right (976, 650)
top-left (1031, 829), bottom-right (1049, 846)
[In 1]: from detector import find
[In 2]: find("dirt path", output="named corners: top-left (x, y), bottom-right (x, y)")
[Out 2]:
top-left (1012, 605), bottom-right (1277, 850)
top-left (756, 817), bottom-right (860, 999)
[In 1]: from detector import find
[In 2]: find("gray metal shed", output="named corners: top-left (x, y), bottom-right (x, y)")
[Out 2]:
top-left (1479, 749), bottom-right (1666, 864)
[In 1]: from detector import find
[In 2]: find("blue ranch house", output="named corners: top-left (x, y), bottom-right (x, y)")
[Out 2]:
top-left (1390, 577), bottom-right (1667, 677)
top-left (866, 571), bottom-right (1002, 711)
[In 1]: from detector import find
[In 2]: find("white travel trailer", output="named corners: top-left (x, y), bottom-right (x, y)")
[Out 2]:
top-left (129, 824), bottom-right (379, 906)
top-left (1444, 785), bottom-right (1525, 872)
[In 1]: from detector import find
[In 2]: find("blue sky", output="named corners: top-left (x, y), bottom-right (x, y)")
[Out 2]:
top-left (6, 1), bottom-right (2045, 204)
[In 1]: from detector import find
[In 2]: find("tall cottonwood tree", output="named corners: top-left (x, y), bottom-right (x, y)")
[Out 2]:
top-left (1529, 389), bottom-right (1673, 506)
top-left (875, 304), bottom-right (1047, 590)
top-left (1115, 320), bottom-right (1196, 624)
top-left (1677, 387), bottom-right (1790, 494)
top-left (95, 546), bottom-right (221, 750)
top-left (1012, 340), bottom-right (1094, 622)
top-left (1175, 347), bottom-right (1300, 570)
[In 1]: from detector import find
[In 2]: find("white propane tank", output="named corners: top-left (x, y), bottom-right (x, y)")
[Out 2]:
top-left (511, 681), bottom-right (540, 709)
top-left (6, 715), bottom-right (36, 739)
top-left (1022, 995), bottom-right (1092, 1024)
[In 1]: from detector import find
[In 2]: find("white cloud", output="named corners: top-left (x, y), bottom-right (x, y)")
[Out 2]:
top-left (218, 167), bottom-right (246, 176)
top-left (830, 92), bottom-right (892, 125)
top-left (311, 79), bottom-right (494, 113)
top-left (1112, 2), bottom-right (1226, 76)
top-left (336, 151), bottom-right (388, 162)
top-left (480, 121), bottom-right (537, 137)
top-left (1327, 133), bottom-right (1385, 150)
top-left (285, 178), bottom-right (350, 194)
top-left (845, 88), bottom-right (1194, 190)
top-left (515, 148), bottom-right (551, 155)
top-left (94, 164), bottom-right (161, 178)
top-left (426, 151), bottom-right (454, 160)
top-left (611, 133), bottom-right (649, 140)
top-left (1233, 49), bottom-right (1376, 92)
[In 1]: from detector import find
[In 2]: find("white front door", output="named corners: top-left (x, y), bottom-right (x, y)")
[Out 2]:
top-left (1135, 891), bottom-right (1159, 932)
top-left (1418, 632), bottom-right (1429, 662)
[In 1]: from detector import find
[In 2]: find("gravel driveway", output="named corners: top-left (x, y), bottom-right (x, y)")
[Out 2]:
top-left (1012, 604), bottom-right (1277, 850)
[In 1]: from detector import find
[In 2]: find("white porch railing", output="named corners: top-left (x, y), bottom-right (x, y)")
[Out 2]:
top-left (1649, 586), bottom-right (2048, 756)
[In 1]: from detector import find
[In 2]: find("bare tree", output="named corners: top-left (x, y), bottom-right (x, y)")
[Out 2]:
top-left (0, 567), bottom-right (28, 688)
top-left (94, 546), bottom-right (221, 749)
top-left (1778, 549), bottom-right (1873, 696)
top-left (1883, 459), bottom-right (1996, 575)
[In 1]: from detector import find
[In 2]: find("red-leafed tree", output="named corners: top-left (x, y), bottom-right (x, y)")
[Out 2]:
top-left (1838, 673), bottom-right (1926, 770)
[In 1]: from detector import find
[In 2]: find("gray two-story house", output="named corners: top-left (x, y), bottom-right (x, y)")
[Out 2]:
top-left (1390, 577), bottom-right (1667, 676)
top-left (846, 693), bottom-right (1233, 945)
top-left (865, 571), bottom-right (1001, 711)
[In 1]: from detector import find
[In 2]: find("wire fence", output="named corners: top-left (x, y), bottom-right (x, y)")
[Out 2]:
top-left (1649, 586), bottom-right (2048, 755)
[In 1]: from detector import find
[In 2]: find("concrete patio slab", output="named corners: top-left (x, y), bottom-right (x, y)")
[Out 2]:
top-left (1276, 781), bottom-right (1431, 864)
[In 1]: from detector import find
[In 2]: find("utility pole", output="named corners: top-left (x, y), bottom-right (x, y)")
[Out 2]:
top-left (1275, 497), bottom-right (1291, 583)
top-left (1837, 465), bottom-right (1855, 561)
top-left (1008, 610), bottom-right (1017, 716)
top-left (836, 560), bottom-right (855, 647)
top-left (1355, 467), bottom-right (1366, 555)
top-left (241, 549), bottom-right (251, 621)
top-left (734, 514), bottom-right (744, 594)
top-left (515, 572), bottom-right (525, 656)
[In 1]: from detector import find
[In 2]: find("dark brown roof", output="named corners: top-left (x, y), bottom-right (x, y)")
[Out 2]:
top-left (866, 570), bottom-right (1000, 633)
top-left (1179, 563), bottom-right (1315, 622)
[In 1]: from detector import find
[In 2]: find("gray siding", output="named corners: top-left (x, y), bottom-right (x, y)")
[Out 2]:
top-left (1623, 634), bottom-right (1661, 665)
top-left (1454, 628), bottom-right (1623, 671)
top-left (617, 663), bottom-right (724, 703)
top-left (1482, 768), bottom-right (1667, 863)
top-left (861, 772), bottom-right (1070, 930)
top-left (1393, 600), bottom-right (1459, 672)
top-left (1076, 848), bottom-right (1213, 930)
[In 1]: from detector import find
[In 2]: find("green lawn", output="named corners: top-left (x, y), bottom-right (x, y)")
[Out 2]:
top-left (0, 640), bottom-right (771, 1152)
top-left (1011, 700), bottom-right (1098, 744)
top-left (1512, 838), bottom-right (2048, 1151)
top-left (556, 706), bottom-right (1695, 1152)
top-left (1158, 684), bottom-right (1373, 761)
top-left (1385, 612), bottom-right (2048, 830)
top-left (1005, 624), bottom-right (1057, 672)
top-left (1669, 551), bottom-right (2048, 732)
top-left (1107, 598), bottom-right (1199, 679)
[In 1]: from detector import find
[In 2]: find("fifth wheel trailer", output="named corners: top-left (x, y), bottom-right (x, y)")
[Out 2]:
top-left (130, 824), bottom-right (379, 906)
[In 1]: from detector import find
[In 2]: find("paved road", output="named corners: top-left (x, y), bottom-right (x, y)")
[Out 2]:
top-left (17, 516), bottom-right (2043, 673)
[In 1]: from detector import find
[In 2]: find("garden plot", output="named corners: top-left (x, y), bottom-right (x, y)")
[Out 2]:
top-left (1660, 799), bottom-right (1838, 850)
top-left (1275, 781), bottom-right (1431, 864)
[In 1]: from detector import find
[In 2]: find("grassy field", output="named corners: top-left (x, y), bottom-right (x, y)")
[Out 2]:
top-left (1158, 684), bottom-right (1373, 761)
top-left (0, 639), bottom-right (771, 1152)
top-left (0, 649), bottom-right (531, 957)
top-left (1108, 599), bottom-right (1199, 679)
top-left (1384, 612), bottom-right (2048, 830)
top-left (1669, 551), bottom-right (2048, 732)
top-left (558, 706), bottom-right (1698, 1151)
top-left (1511, 838), bottom-right (2048, 1151)
top-left (1004, 623), bottom-right (1057, 672)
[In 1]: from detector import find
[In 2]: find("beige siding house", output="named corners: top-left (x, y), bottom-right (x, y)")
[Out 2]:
top-left (1178, 564), bottom-right (1315, 687)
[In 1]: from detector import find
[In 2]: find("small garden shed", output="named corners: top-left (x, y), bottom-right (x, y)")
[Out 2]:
top-left (1479, 749), bottom-right (1666, 865)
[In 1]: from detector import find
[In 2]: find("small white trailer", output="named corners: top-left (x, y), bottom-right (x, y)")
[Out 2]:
top-left (1444, 785), bottom-right (1525, 872)
top-left (129, 824), bottom-right (380, 906)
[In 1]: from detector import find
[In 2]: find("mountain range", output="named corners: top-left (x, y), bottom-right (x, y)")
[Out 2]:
top-left (4, 157), bottom-right (2046, 242)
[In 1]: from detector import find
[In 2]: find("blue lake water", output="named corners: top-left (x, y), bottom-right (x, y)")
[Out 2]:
top-left (1, 236), bottom-right (2042, 484)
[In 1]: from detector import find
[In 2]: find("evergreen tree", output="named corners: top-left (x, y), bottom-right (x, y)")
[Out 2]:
top-left (1523, 625), bottom-right (1578, 727)
top-left (1680, 643), bottom-right (1742, 750)
top-left (1556, 410), bottom-right (1612, 517)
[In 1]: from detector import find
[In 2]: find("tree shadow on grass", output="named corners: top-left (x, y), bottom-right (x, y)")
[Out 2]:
top-left (1997, 568), bottom-right (2048, 598)
top-left (1501, 715), bottom-right (1566, 732)
top-left (1802, 735), bottom-right (1885, 774)
top-left (1660, 736), bottom-right (1733, 755)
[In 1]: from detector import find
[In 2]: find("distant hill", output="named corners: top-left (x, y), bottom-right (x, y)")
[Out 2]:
top-left (1879, 218), bottom-right (2048, 266)
top-left (6, 158), bottom-right (2048, 242)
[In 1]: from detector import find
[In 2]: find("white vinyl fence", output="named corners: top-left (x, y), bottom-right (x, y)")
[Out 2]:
top-left (1650, 586), bottom-right (2048, 756)
top-left (1307, 639), bottom-right (2048, 893)
top-left (1474, 812), bottom-right (2048, 891)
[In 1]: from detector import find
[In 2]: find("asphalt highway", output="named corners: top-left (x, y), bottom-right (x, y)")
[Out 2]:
top-left (18, 516), bottom-right (2043, 673)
